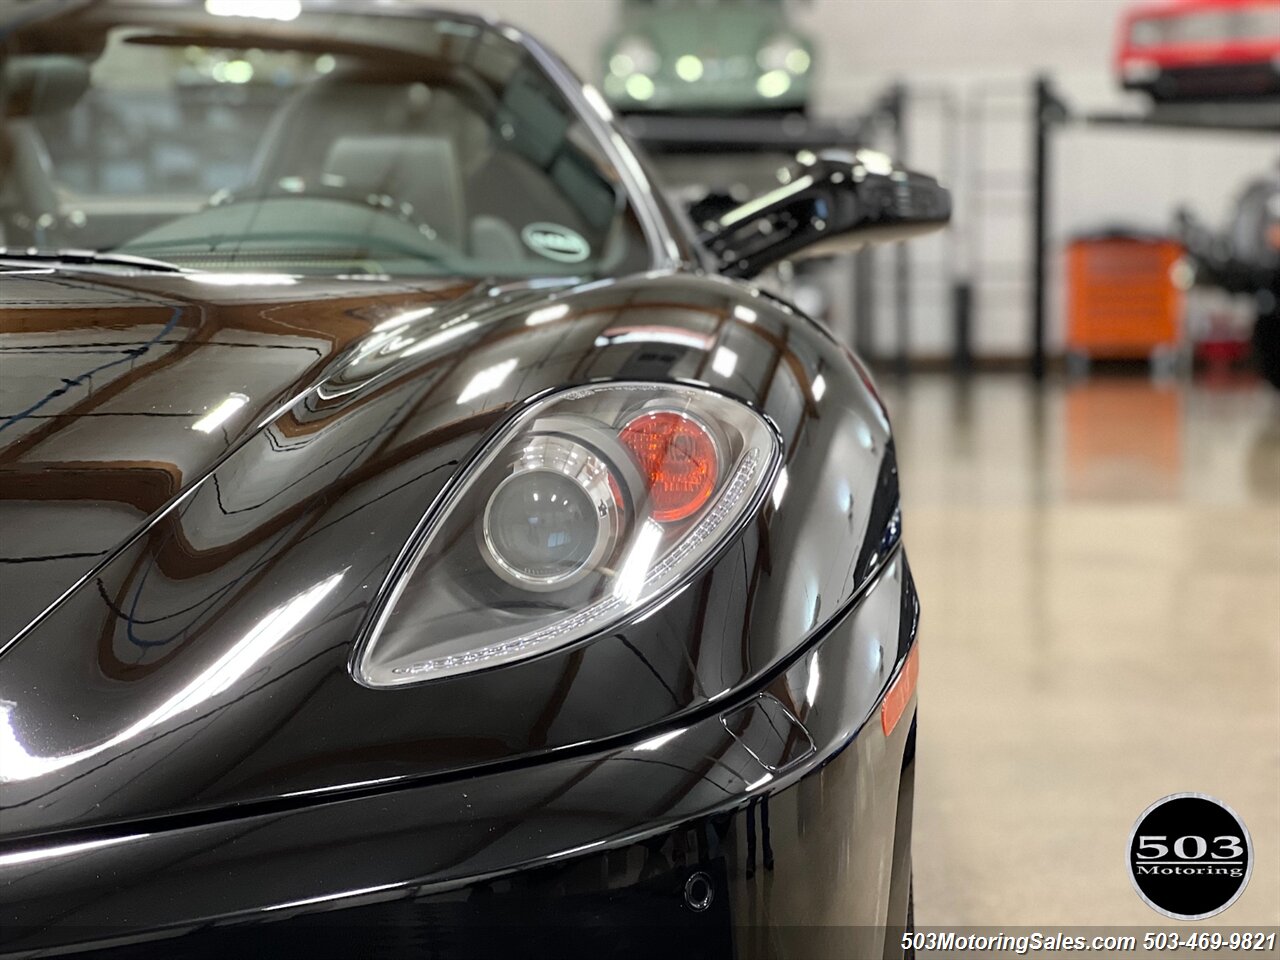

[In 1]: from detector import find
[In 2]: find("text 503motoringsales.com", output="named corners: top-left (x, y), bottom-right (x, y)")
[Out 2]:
top-left (902, 931), bottom-right (1278, 954)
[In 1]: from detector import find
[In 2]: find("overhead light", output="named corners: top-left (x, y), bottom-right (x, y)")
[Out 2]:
top-left (403, 320), bottom-right (478, 359)
top-left (595, 326), bottom-right (713, 350)
top-left (526, 303), bottom-right (570, 326)
top-left (456, 358), bottom-right (518, 405)
top-left (757, 70), bottom-right (792, 99)
top-left (712, 346), bottom-right (738, 378)
top-left (204, 0), bottom-right (301, 21)
top-left (634, 728), bottom-right (685, 752)
top-left (625, 74), bottom-right (656, 102)
top-left (374, 306), bottom-right (435, 332)
top-left (220, 59), bottom-right (253, 84)
top-left (612, 520), bottom-right (663, 603)
top-left (675, 55), bottom-right (704, 83)
top-left (188, 272), bottom-right (297, 286)
top-left (192, 393), bottom-right (249, 434)
top-left (772, 467), bottom-right (790, 509)
top-left (812, 373), bottom-right (826, 402)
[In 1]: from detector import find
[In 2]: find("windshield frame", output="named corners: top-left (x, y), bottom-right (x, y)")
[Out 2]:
top-left (1, 0), bottom-right (684, 277)
top-left (494, 13), bottom-right (681, 270)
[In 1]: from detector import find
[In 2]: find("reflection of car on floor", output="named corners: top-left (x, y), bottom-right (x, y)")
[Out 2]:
top-left (1179, 169), bottom-right (1280, 387)
top-left (0, 3), bottom-right (948, 958)
top-left (602, 0), bottom-right (813, 114)
top-left (1116, 0), bottom-right (1280, 100)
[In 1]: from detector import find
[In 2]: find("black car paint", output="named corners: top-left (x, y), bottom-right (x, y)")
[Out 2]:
top-left (0, 265), bottom-right (917, 958)
top-left (4, 556), bottom-right (917, 958)
top-left (1, 6), bottom-right (926, 956)
top-left (0, 265), bottom-right (901, 833)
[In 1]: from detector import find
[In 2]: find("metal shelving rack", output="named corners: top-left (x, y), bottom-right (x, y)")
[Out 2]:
top-left (622, 87), bottom-right (918, 374)
top-left (624, 85), bottom-right (962, 378)
top-left (1029, 77), bottom-right (1280, 381)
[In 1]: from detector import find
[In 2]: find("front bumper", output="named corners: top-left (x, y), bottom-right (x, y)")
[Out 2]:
top-left (2, 550), bottom-right (919, 960)
top-left (1122, 60), bottom-right (1280, 100)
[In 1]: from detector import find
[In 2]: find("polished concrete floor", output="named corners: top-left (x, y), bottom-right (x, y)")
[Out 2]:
top-left (879, 374), bottom-right (1280, 926)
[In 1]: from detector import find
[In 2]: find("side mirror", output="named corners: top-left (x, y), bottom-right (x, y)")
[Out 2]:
top-left (702, 149), bottom-right (951, 279)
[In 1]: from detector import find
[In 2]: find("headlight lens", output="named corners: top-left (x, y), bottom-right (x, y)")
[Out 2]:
top-left (353, 382), bottom-right (781, 687)
top-left (481, 436), bottom-right (621, 591)
top-left (610, 36), bottom-right (660, 77)
top-left (758, 35), bottom-right (810, 75)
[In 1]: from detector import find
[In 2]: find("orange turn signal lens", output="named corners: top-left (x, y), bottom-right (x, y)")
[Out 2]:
top-left (880, 643), bottom-right (919, 737)
top-left (619, 411), bottom-right (719, 522)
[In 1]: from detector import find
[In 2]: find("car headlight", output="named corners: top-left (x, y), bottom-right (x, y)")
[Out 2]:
top-left (353, 382), bottom-right (781, 687)
top-left (758, 35), bottom-right (811, 75)
top-left (610, 36), bottom-right (660, 77)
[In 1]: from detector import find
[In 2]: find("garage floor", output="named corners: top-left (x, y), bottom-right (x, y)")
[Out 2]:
top-left (881, 374), bottom-right (1280, 925)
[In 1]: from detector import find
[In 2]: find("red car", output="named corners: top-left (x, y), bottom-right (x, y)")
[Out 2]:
top-left (1116, 0), bottom-right (1280, 100)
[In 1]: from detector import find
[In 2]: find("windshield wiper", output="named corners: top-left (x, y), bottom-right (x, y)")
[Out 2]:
top-left (0, 247), bottom-right (186, 274)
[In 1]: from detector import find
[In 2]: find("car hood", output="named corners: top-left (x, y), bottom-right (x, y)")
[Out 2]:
top-left (0, 267), bottom-right (487, 642)
top-left (0, 266), bottom-right (896, 843)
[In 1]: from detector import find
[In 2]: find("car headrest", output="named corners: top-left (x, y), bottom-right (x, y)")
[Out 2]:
top-left (3, 56), bottom-right (91, 117)
top-left (323, 135), bottom-right (465, 248)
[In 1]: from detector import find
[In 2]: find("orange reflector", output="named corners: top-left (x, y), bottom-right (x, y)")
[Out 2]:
top-left (880, 644), bottom-right (919, 737)
top-left (619, 411), bottom-right (719, 523)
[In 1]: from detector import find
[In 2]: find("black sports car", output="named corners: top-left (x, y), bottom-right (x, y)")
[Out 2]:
top-left (0, 3), bottom-right (947, 957)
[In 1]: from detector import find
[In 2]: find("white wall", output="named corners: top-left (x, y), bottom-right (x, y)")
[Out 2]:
top-left (432, 0), bottom-right (1278, 360)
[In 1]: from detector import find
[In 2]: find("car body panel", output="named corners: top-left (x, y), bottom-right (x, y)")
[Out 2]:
top-left (0, 268), bottom-right (489, 642)
top-left (0, 5), bottom-right (932, 955)
top-left (1, 549), bottom-right (919, 960)
top-left (0, 268), bottom-right (901, 843)
top-left (1115, 0), bottom-right (1280, 98)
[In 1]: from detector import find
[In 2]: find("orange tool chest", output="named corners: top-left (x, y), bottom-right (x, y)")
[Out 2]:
top-left (1065, 234), bottom-right (1184, 358)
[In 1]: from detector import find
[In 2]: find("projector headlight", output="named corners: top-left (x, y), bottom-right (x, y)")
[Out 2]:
top-left (353, 382), bottom-right (781, 687)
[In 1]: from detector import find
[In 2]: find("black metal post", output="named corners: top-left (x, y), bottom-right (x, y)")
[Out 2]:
top-left (1030, 75), bottom-right (1053, 382)
top-left (887, 83), bottom-right (911, 379)
top-left (853, 247), bottom-right (875, 361)
top-left (952, 281), bottom-right (973, 376)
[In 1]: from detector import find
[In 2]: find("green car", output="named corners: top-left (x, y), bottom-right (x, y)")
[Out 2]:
top-left (601, 0), bottom-right (814, 114)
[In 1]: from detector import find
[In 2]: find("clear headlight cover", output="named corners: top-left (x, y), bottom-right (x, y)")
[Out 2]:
top-left (353, 383), bottom-right (781, 687)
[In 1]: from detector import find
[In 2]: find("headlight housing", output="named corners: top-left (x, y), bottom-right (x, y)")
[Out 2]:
top-left (353, 382), bottom-right (781, 687)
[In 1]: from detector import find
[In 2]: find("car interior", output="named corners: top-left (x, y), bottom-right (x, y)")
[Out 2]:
top-left (0, 16), bottom-right (648, 277)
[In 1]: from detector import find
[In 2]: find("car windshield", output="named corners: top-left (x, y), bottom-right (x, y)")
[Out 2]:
top-left (0, 2), bottom-right (653, 279)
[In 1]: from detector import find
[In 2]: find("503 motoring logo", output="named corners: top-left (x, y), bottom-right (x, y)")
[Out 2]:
top-left (1128, 794), bottom-right (1254, 920)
